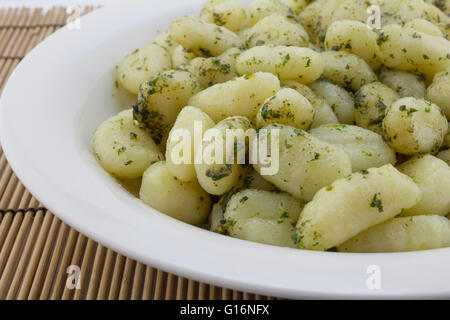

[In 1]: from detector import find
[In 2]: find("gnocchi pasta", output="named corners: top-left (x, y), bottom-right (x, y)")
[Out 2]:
top-left (256, 88), bottom-right (314, 130)
top-left (200, 0), bottom-right (247, 32)
top-left (296, 165), bottom-right (421, 250)
top-left (116, 43), bottom-right (172, 94)
top-left (188, 72), bottom-right (280, 122)
top-left (338, 215), bottom-right (450, 253)
top-left (236, 46), bottom-right (323, 83)
top-left (244, 13), bottom-right (309, 48)
top-left (94, 0), bottom-right (450, 254)
top-left (310, 124), bottom-right (396, 172)
top-left (382, 97), bottom-right (447, 155)
top-left (223, 189), bottom-right (305, 247)
top-left (397, 155), bottom-right (450, 216)
top-left (320, 51), bottom-right (377, 91)
top-left (93, 110), bottom-right (163, 179)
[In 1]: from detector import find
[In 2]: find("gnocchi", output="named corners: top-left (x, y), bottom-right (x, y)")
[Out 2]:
top-left (310, 124), bottom-right (396, 172)
top-left (321, 51), bottom-right (377, 91)
top-left (188, 72), bottom-right (280, 122)
top-left (282, 80), bottom-right (339, 128)
top-left (171, 45), bottom-right (196, 68)
top-left (309, 79), bottom-right (355, 124)
top-left (133, 70), bottom-right (201, 144)
top-left (397, 155), bottom-right (450, 216)
top-left (195, 116), bottom-right (252, 195)
top-left (256, 88), bottom-right (314, 130)
top-left (180, 57), bottom-right (237, 88)
top-left (116, 43), bottom-right (172, 94)
top-left (244, 13), bottom-right (309, 48)
top-left (200, 0), bottom-right (247, 32)
top-left (427, 70), bottom-right (450, 119)
top-left (223, 189), bottom-right (305, 247)
top-left (324, 20), bottom-right (381, 70)
top-left (354, 82), bottom-right (400, 135)
top-left (382, 97), bottom-right (447, 155)
top-left (296, 165), bottom-right (421, 250)
top-left (338, 215), bottom-right (450, 253)
top-left (140, 161), bottom-right (211, 225)
top-left (166, 106), bottom-right (215, 182)
top-left (236, 46), bottom-right (323, 83)
top-left (170, 16), bottom-right (242, 57)
top-left (379, 68), bottom-right (427, 99)
top-left (93, 109), bottom-right (163, 179)
top-left (247, 0), bottom-right (291, 27)
top-left (377, 24), bottom-right (450, 81)
top-left (93, 0), bottom-right (450, 253)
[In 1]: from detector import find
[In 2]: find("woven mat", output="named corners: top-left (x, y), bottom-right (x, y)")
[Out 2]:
top-left (0, 6), bottom-right (274, 300)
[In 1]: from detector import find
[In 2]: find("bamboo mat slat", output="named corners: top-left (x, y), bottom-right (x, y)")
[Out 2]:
top-left (0, 6), bottom-right (271, 300)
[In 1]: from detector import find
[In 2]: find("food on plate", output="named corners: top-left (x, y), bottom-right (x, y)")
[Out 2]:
top-left (95, 0), bottom-right (450, 252)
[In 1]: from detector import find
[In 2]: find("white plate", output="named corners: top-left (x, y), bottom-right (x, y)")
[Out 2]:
top-left (1, 0), bottom-right (449, 299)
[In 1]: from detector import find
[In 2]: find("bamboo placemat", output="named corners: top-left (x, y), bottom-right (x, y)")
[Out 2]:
top-left (0, 6), bottom-right (273, 300)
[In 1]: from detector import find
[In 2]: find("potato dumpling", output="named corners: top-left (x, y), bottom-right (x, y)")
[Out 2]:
top-left (181, 57), bottom-right (237, 88)
top-left (188, 72), bottom-right (280, 122)
top-left (165, 106), bottom-right (215, 182)
top-left (330, 0), bottom-right (369, 23)
top-left (375, 0), bottom-right (450, 35)
top-left (295, 165), bottom-right (421, 250)
top-left (133, 70), bottom-right (201, 145)
top-left (427, 70), bottom-right (450, 119)
top-left (140, 161), bottom-right (211, 226)
top-left (247, 0), bottom-right (292, 27)
top-left (170, 16), bottom-right (242, 57)
top-left (382, 97), bottom-right (447, 155)
top-left (244, 13), bottom-right (309, 48)
top-left (354, 82), bottom-right (400, 135)
top-left (254, 124), bottom-right (352, 201)
top-left (200, 0), bottom-right (247, 32)
top-left (152, 32), bottom-right (179, 55)
top-left (208, 167), bottom-right (277, 233)
top-left (377, 24), bottom-right (450, 81)
top-left (116, 43), bottom-right (172, 94)
top-left (404, 18), bottom-right (444, 37)
top-left (321, 51), bottom-right (377, 91)
top-left (93, 109), bottom-right (163, 179)
top-left (282, 80), bottom-right (339, 128)
top-left (338, 215), bottom-right (450, 253)
top-left (324, 20), bottom-right (381, 70)
top-left (310, 124), bottom-right (396, 172)
top-left (236, 46), bottom-right (323, 84)
top-left (398, 155), bottom-right (450, 216)
top-left (375, 0), bottom-right (445, 22)
top-left (298, 0), bottom-right (342, 45)
top-left (309, 79), bottom-right (355, 124)
top-left (195, 116), bottom-right (252, 195)
top-left (378, 68), bottom-right (427, 99)
top-left (223, 189), bottom-right (305, 248)
top-left (171, 45), bottom-right (196, 68)
top-left (256, 88), bottom-right (314, 130)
